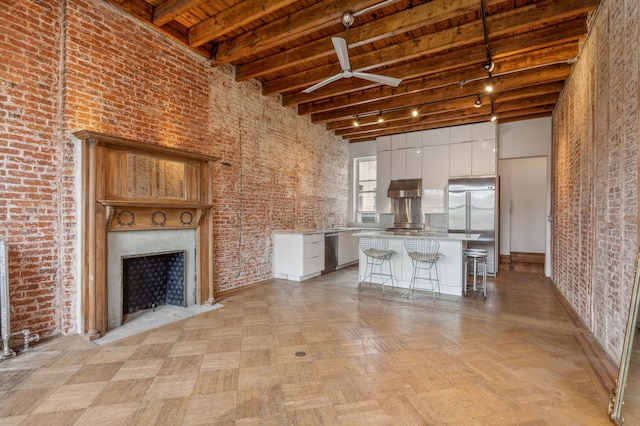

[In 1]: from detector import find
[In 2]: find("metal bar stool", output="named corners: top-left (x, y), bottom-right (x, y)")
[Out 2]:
top-left (403, 239), bottom-right (441, 301)
top-left (463, 248), bottom-right (488, 299)
top-left (359, 236), bottom-right (396, 294)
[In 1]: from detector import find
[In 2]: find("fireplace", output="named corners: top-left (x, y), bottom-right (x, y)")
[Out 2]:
top-left (75, 130), bottom-right (219, 338)
top-left (122, 251), bottom-right (185, 315)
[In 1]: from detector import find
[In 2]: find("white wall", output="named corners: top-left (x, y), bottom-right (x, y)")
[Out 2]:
top-left (498, 117), bottom-right (552, 276)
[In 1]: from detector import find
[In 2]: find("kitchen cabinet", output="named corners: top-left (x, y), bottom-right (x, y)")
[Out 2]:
top-left (422, 144), bottom-right (449, 212)
top-left (423, 128), bottom-right (449, 146)
top-left (472, 122), bottom-right (496, 140)
top-left (449, 142), bottom-right (473, 176)
top-left (377, 135), bottom-right (391, 152)
top-left (273, 233), bottom-right (324, 281)
top-left (471, 139), bottom-right (496, 175)
top-left (337, 230), bottom-right (360, 268)
top-left (449, 139), bottom-right (496, 177)
top-left (450, 124), bottom-right (473, 144)
top-left (406, 131), bottom-right (422, 148)
top-left (391, 134), bottom-right (406, 150)
top-left (391, 147), bottom-right (422, 180)
top-left (391, 149), bottom-right (406, 180)
top-left (376, 150), bottom-right (392, 214)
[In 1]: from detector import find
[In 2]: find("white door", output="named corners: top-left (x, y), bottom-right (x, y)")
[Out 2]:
top-left (508, 157), bottom-right (547, 253)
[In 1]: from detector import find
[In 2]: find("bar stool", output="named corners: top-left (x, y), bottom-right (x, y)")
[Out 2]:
top-left (463, 248), bottom-right (488, 299)
top-left (359, 237), bottom-right (396, 294)
top-left (403, 239), bottom-right (441, 301)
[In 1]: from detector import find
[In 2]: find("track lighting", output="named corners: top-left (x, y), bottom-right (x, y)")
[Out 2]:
top-left (485, 80), bottom-right (493, 92)
top-left (482, 62), bottom-right (494, 72)
top-left (474, 95), bottom-right (482, 108)
top-left (377, 112), bottom-right (384, 123)
top-left (412, 108), bottom-right (418, 117)
top-left (353, 116), bottom-right (360, 127)
top-left (490, 113), bottom-right (497, 122)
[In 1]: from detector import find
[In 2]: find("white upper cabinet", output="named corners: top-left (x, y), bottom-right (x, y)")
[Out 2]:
top-left (449, 142), bottom-right (473, 176)
top-left (423, 128), bottom-right (449, 146)
top-left (422, 144), bottom-right (449, 213)
top-left (376, 150), bottom-right (392, 213)
top-left (391, 149), bottom-right (407, 180)
top-left (391, 133), bottom-right (407, 150)
top-left (392, 147), bottom-right (422, 180)
top-left (472, 122), bottom-right (497, 140)
top-left (449, 124), bottom-right (473, 144)
top-left (377, 135), bottom-right (391, 152)
top-left (472, 139), bottom-right (496, 175)
top-left (406, 131), bottom-right (422, 148)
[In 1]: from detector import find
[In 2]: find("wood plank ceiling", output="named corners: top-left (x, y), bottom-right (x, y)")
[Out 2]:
top-left (104, 0), bottom-right (601, 142)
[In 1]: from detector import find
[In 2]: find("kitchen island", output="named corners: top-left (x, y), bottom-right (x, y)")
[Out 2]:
top-left (354, 231), bottom-right (480, 297)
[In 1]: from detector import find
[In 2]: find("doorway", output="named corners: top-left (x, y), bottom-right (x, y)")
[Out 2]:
top-left (499, 157), bottom-right (547, 266)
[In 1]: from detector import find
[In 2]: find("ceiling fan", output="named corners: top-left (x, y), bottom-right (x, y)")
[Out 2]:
top-left (302, 13), bottom-right (402, 94)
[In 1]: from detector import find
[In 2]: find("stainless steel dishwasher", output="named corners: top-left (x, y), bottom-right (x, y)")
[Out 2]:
top-left (323, 232), bottom-right (339, 273)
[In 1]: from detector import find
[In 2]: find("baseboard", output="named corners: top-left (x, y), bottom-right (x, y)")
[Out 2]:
top-left (499, 254), bottom-right (512, 264)
top-left (509, 252), bottom-right (545, 264)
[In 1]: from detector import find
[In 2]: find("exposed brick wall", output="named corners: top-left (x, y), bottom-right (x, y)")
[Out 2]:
top-left (552, 0), bottom-right (639, 361)
top-left (1, 0), bottom-right (348, 336)
top-left (0, 0), bottom-right (64, 336)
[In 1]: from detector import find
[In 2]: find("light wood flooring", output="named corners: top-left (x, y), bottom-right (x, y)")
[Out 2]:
top-left (0, 264), bottom-right (619, 425)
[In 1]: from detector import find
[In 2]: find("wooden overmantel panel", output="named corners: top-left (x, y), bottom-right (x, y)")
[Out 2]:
top-left (73, 130), bottom-right (219, 339)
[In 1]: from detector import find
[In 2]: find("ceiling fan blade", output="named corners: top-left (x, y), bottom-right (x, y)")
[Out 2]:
top-left (351, 71), bottom-right (402, 87)
top-left (332, 37), bottom-right (351, 72)
top-left (302, 73), bottom-right (344, 93)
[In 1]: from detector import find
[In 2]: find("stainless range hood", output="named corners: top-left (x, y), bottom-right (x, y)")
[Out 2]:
top-left (387, 179), bottom-right (423, 231)
top-left (387, 179), bottom-right (422, 198)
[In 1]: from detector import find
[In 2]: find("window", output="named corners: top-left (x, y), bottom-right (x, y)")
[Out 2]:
top-left (354, 156), bottom-right (377, 223)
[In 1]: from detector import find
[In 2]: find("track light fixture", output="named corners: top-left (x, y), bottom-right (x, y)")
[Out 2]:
top-left (485, 79), bottom-right (493, 92)
top-left (377, 112), bottom-right (384, 123)
top-left (474, 95), bottom-right (482, 108)
top-left (491, 113), bottom-right (497, 122)
top-left (412, 108), bottom-right (419, 117)
top-left (482, 62), bottom-right (494, 72)
top-left (353, 116), bottom-right (360, 127)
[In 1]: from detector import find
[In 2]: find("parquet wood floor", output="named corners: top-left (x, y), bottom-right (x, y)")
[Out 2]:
top-left (0, 264), bottom-right (618, 425)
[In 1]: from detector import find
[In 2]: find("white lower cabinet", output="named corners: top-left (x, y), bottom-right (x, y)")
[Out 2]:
top-left (273, 233), bottom-right (324, 281)
top-left (337, 230), bottom-right (360, 268)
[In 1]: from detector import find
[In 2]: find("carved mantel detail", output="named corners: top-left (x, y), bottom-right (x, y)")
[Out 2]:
top-left (74, 130), bottom-right (220, 339)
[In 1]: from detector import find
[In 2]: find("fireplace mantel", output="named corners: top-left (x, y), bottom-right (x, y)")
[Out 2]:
top-left (74, 130), bottom-right (220, 339)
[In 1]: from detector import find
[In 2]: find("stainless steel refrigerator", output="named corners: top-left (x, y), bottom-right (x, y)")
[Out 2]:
top-left (447, 177), bottom-right (498, 275)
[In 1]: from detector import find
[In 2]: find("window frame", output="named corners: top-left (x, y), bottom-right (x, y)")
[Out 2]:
top-left (354, 156), bottom-right (377, 223)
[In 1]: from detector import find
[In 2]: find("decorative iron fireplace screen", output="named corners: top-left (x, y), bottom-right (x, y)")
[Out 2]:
top-left (122, 250), bottom-right (186, 315)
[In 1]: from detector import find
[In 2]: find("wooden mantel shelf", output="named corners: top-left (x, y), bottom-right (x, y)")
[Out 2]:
top-left (73, 130), bottom-right (221, 162)
top-left (98, 198), bottom-right (213, 209)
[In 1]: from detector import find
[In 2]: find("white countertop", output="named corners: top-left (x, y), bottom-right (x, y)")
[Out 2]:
top-left (354, 230), bottom-right (481, 241)
top-left (272, 227), bottom-right (381, 235)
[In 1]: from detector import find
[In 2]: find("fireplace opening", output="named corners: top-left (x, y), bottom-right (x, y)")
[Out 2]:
top-left (122, 250), bottom-right (186, 317)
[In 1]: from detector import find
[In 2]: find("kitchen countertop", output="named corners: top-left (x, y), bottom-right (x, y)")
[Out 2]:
top-left (354, 230), bottom-right (481, 241)
top-left (272, 227), bottom-right (381, 235)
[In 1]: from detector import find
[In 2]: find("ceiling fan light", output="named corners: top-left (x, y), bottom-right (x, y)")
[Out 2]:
top-left (474, 96), bottom-right (482, 108)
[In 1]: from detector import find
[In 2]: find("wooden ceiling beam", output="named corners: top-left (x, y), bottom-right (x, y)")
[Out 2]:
top-left (262, 0), bottom-right (597, 96)
top-left (235, 0), bottom-right (502, 81)
top-left (153, 0), bottom-right (209, 27)
top-left (188, 0), bottom-right (300, 48)
top-left (298, 42), bottom-right (577, 116)
top-left (310, 65), bottom-right (571, 123)
top-left (282, 18), bottom-right (584, 106)
top-left (333, 90), bottom-right (561, 136)
top-left (212, 0), bottom-right (386, 66)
